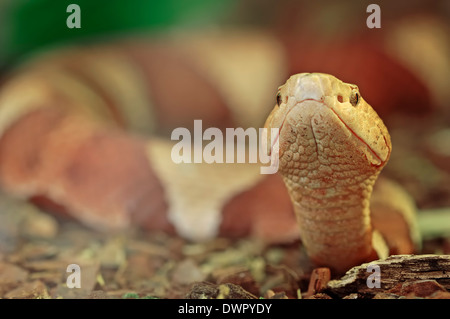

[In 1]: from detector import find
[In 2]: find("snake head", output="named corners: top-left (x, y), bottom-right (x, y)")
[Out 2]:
top-left (264, 73), bottom-right (392, 173)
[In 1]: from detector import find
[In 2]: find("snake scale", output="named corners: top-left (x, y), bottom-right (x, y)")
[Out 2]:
top-left (0, 36), bottom-right (420, 274)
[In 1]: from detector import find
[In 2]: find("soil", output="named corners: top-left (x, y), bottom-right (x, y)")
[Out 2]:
top-left (0, 112), bottom-right (450, 300)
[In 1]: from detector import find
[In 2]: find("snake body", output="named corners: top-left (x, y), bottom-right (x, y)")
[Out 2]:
top-left (265, 73), bottom-right (392, 273)
top-left (0, 38), bottom-right (296, 242)
top-left (0, 38), bottom-right (418, 273)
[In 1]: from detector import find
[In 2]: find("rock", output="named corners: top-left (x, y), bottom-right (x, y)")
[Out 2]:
top-left (389, 279), bottom-right (447, 298)
top-left (326, 255), bottom-right (450, 298)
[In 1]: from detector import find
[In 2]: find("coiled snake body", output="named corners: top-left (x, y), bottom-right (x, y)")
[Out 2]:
top-left (0, 41), bottom-right (418, 274)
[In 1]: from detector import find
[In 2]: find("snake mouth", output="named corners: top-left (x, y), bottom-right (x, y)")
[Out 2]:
top-left (271, 98), bottom-right (389, 166)
top-left (328, 107), bottom-right (388, 167)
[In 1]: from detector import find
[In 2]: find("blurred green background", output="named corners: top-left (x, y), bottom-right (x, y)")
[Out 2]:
top-left (2, 0), bottom-right (448, 70)
top-left (0, 0), bottom-right (236, 67)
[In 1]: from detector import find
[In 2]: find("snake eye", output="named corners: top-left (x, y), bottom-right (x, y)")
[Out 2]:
top-left (350, 91), bottom-right (360, 106)
top-left (276, 92), bottom-right (282, 106)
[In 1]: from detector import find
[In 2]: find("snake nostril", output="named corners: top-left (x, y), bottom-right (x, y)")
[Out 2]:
top-left (337, 95), bottom-right (343, 103)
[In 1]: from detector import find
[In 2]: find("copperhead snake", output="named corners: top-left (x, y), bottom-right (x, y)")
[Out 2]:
top-left (265, 73), bottom-right (402, 273)
top-left (0, 39), bottom-right (420, 274)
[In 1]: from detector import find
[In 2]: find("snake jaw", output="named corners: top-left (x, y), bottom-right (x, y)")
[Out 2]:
top-left (286, 73), bottom-right (392, 168)
top-left (328, 107), bottom-right (390, 168)
top-left (326, 96), bottom-right (392, 168)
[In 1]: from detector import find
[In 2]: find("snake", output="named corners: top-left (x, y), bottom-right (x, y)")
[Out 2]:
top-left (0, 37), bottom-right (420, 274)
top-left (264, 73), bottom-right (393, 273)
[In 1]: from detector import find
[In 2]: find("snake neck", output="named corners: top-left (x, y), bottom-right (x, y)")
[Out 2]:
top-left (283, 172), bottom-right (380, 273)
top-left (282, 170), bottom-right (379, 210)
top-left (276, 116), bottom-right (382, 273)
